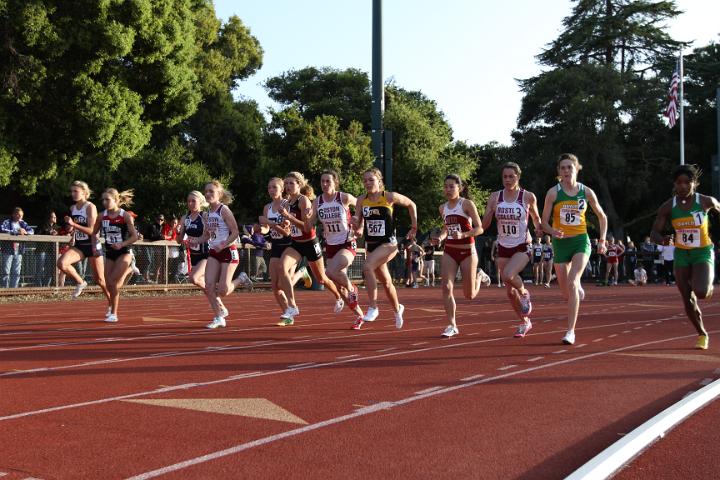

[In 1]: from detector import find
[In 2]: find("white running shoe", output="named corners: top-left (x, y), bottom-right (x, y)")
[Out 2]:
top-left (578, 285), bottom-right (585, 302)
top-left (394, 304), bottom-right (405, 329)
top-left (476, 268), bottom-right (491, 287)
top-left (72, 281), bottom-right (88, 299)
top-left (206, 316), bottom-right (226, 329)
top-left (333, 298), bottom-right (345, 314)
top-left (562, 330), bottom-right (576, 345)
top-left (441, 325), bottom-right (459, 337)
top-left (238, 272), bottom-right (253, 290)
top-left (363, 306), bottom-right (379, 322)
top-left (281, 306), bottom-right (300, 320)
top-left (104, 314), bottom-right (118, 323)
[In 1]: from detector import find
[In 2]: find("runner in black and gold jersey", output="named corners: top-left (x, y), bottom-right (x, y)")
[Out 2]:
top-left (651, 164), bottom-right (720, 350)
top-left (351, 168), bottom-right (417, 330)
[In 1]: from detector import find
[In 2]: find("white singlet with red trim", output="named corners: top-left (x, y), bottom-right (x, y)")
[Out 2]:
top-left (317, 192), bottom-right (352, 246)
top-left (494, 189), bottom-right (530, 248)
top-left (442, 198), bottom-right (474, 246)
top-left (207, 203), bottom-right (230, 251)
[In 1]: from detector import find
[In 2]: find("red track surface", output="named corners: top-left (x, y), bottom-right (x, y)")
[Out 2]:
top-left (1, 284), bottom-right (719, 479)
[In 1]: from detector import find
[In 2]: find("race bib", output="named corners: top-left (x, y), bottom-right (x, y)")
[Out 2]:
top-left (291, 224), bottom-right (302, 237)
top-left (498, 222), bottom-right (519, 238)
top-left (270, 229), bottom-right (284, 240)
top-left (366, 219), bottom-right (386, 237)
top-left (692, 211), bottom-right (705, 226)
top-left (608, 251), bottom-right (617, 257)
top-left (190, 242), bottom-right (201, 251)
top-left (560, 206), bottom-right (581, 226)
top-left (324, 222), bottom-right (343, 235)
top-left (106, 233), bottom-right (122, 245)
top-left (676, 228), bottom-right (700, 248)
top-left (447, 223), bottom-right (461, 236)
top-left (75, 231), bottom-right (89, 241)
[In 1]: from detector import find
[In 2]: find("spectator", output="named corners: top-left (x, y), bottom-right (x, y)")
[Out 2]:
top-left (603, 235), bottom-right (624, 286)
top-left (422, 241), bottom-right (436, 287)
top-left (640, 236), bottom-right (657, 282)
top-left (163, 216), bottom-right (181, 282)
top-left (629, 264), bottom-right (648, 286)
top-left (404, 239), bottom-right (424, 288)
top-left (241, 224), bottom-right (268, 282)
top-left (659, 236), bottom-right (675, 285)
top-left (589, 238), bottom-right (601, 278)
top-left (36, 211), bottom-right (60, 286)
top-left (143, 214), bottom-right (165, 283)
top-left (491, 238), bottom-right (503, 287)
top-left (625, 240), bottom-right (638, 278)
top-left (1, 207), bottom-right (34, 288)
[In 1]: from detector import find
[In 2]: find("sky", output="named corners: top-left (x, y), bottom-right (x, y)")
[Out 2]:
top-left (214, 0), bottom-right (719, 146)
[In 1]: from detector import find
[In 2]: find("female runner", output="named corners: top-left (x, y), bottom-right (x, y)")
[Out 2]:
top-left (259, 177), bottom-right (313, 321)
top-left (435, 174), bottom-right (486, 338)
top-left (650, 164), bottom-right (719, 350)
top-left (276, 172), bottom-right (344, 326)
top-left (351, 168), bottom-right (417, 330)
top-left (541, 235), bottom-right (554, 287)
top-left (481, 163), bottom-right (542, 338)
top-left (203, 180), bottom-right (243, 329)
top-left (541, 153), bottom-right (607, 345)
top-left (57, 180), bottom-right (111, 314)
top-left (310, 170), bottom-right (365, 327)
top-left (94, 188), bottom-right (139, 323)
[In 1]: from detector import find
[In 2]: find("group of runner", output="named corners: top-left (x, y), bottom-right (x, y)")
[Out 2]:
top-left (56, 155), bottom-right (716, 349)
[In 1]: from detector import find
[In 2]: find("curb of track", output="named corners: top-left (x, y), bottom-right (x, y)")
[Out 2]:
top-left (566, 376), bottom-right (720, 480)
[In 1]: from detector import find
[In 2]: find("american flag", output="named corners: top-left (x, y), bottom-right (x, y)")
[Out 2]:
top-left (664, 64), bottom-right (679, 128)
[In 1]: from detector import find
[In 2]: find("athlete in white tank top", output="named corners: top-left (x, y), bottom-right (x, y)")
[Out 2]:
top-left (317, 192), bottom-right (352, 246)
top-left (207, 203), bottom-right (230, 251)
top-left (71, 203), bottom-right (90, 242)
top-left (494, 189), bottom-right (530, 248)
top-left (266, 203), bottom-right (287, 240)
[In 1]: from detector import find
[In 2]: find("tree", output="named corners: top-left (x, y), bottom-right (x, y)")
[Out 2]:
top-left (513, 0), bottom-right (684, 239)
top-left (265, 67), bottom-right (371, 129)
top-left (0, 1), bottom-right (262, 195)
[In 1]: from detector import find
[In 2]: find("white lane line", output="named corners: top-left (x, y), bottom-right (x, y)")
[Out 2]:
top-left (552, 350), bottom-right (567, 354)
top-left (623, 330), bottom-right (632, 334)
top-left (414, 386), bottom-right (443, 395)
top-left (490, 329), bottom-right (502, 332)
top-left (460, 374), bottom-right (485, 381)
top-left (608, 334), bottom-right (618, 338)
top-left (574, 344), bottom-right (587, 348)
top-left (5, 322), bottom-right (710, 424)
top-left (700, 378), bottom-right (713, 386)
top-left (543, 319), bottom-right (552, 323)
top-left (497, 365), bottom-right (517, 371)
top-left (411, 342), bottom-right (429, 346)
top-left (124, 332), bottom-right (712, 480)
top-left (0, 472), bottom-right (7, 476)
top-left (288, 363), bottom-right (315, 369)
top-left (634, 327), bottom-right (642, 330)
top-left (336, 354), bottom-right (360, 360)
top-left (467, 332), bottom-right (481, 336)
top-left (593, 338), bottom-right (604, 343)
top-left (527, 356), bottom-right (544, 362)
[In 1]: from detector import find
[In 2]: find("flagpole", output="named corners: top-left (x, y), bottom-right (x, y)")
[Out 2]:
top-left (679, 51), bottom-right (685, 165)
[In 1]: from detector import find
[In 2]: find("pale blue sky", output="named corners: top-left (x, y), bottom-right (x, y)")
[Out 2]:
top-left (214, 0), bottom-right (719, 146)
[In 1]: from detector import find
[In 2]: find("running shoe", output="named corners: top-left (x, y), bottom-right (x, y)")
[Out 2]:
top-left (363, 306), bottom-right (379, 322)
top-left (476, 268), bottom-right (491, 287)
top-left (514, 320), bottom-right (533, 338)
top-left (72, 281), bottom-right (88, 299)
top-left (394, 304), bottom-right (405, 329)
top-left (519, 290), bottom-right (532, 316)
top-left (562, 330), bottom-right (576, 345)
top-left (240, 272), bottom-right (254, 291)
top-left (277, 306), bottom-right (299, 326)
top-left (696, 335), bottom-right (709, 350)
top-left (206, 316), bottom-right (226, 329)
top-left (300, 267), bottom-right (313, 289)
top-left (351, 316), bottom-right (364, 330)
top-left (348, 284), bottom-right (359, 310)
top-left (441, 325), bottom-right (459, 338)
top-left (104, 314), bottom-right (118, 323)
top-left (333, 297), bottom-right (345, 314)
top-left (544, 283), bottom-right (550, 288)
